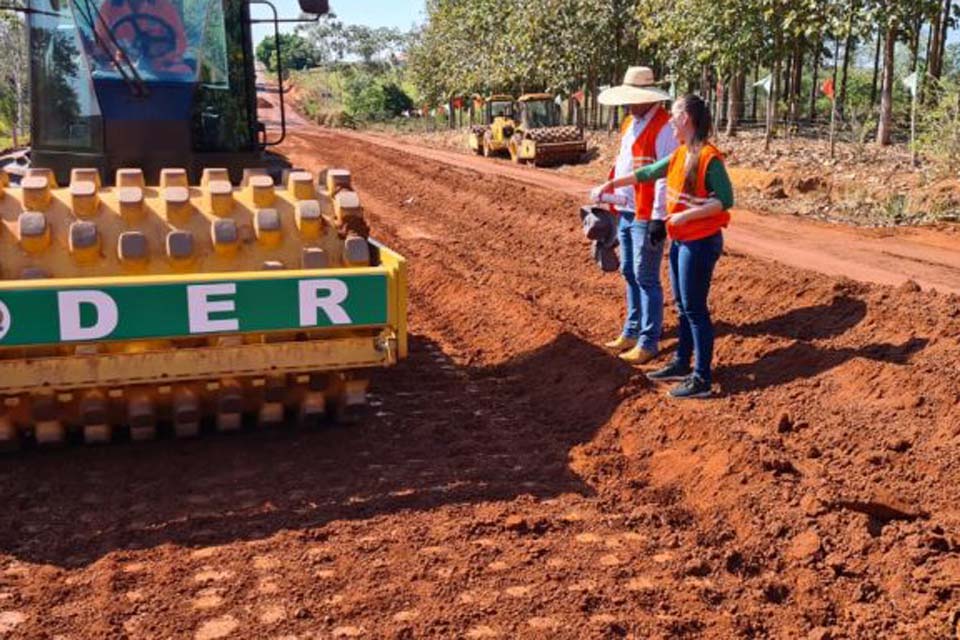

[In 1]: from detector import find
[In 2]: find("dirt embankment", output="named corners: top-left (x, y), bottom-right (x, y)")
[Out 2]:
top-left (0, 127), bottom-right (957, 640)
top-left (377, 123), bottom-right (960, 228)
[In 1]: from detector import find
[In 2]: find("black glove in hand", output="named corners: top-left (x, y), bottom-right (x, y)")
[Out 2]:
top-left (648, 219), bottom-right (667, 245)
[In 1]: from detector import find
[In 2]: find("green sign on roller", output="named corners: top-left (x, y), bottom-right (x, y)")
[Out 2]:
top-left (0, 274), bottom-right (389, 347)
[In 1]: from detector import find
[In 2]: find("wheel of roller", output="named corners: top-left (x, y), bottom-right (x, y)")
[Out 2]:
top-left (0, 414), bottom-right (19, 452)
top-left (509, 137), bottom-right (521, 164)
top-left (328, 373), bottom-right (368, 425)
top-left (523, 133), bottom-right (543, 167)
top-left (471, 126), bottom-right (487, 155)
top-left (482, 132), bottom-right (493, 157)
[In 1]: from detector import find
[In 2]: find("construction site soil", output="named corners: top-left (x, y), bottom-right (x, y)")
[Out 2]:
top-left (386, 125), bottom-right (960, 228)
top-left (1, 123), bottom-right (959, 639)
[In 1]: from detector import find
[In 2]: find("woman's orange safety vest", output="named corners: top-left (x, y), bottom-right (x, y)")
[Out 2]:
top-left (608, 106), bottom-right (670, 220)
top-left (665, 143), bottom-right (731, 241)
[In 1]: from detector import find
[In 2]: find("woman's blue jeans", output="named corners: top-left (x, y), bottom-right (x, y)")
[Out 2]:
top-left (668, 232), bottom-right (723, 383)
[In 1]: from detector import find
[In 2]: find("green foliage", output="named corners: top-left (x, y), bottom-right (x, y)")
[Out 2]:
top-left (406, 0), bottom-right (954, 149)
top-left (297, 15), bottom-right (407, 69)
top-left (0, 88), bottom-right (16, 137)
top-left (846, 104), bottom-right (878, 158)
top-left (256, 33), bottom-right (322, 75)
top-left (30, 19), bottom-right (82, 144)
top-left (342, 71), bottom-right (414, 121)
top-left (0, 13), bottom-right (28, 141)
top-left (944, 42), bottom-right (960, 78)
top-left (290, 12), bottom-right (418, 126)
top-left (383, 82), bottom-right (415, 115)
top-left (917, 79), bottom-right (960, 173)
top-left (408, 0), bottom-right (638, 103)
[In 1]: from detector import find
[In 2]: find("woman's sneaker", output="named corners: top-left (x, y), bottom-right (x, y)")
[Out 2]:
top-left (668, 374), bottom-right (713, 399)
top-left (646, 360), bottom-right (692, 382)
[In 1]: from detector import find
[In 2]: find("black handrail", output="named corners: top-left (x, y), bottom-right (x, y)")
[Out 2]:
top-left (249, 0), bottom-right (285, 147)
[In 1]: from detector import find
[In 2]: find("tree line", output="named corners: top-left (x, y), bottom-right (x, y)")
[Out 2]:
top-left (263, 15), bottom-right (417, 122)
top-left (0, 13), bottom-right (27, 147)
top-left (256, 16), bottom-right (409, 74)
top-left (407, 0), bottom-right (959, 146)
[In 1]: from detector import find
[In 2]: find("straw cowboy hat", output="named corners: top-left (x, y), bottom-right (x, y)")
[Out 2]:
top-left (598, 66), bottom-right (671, 106)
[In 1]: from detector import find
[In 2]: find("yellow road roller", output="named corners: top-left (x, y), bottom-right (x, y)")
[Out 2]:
top-left (0, 0), bottom-right (406, 447)
top-left (467, 95), bottom-right (516, 157)
top-left (509, 94), bottom-right (586, 166)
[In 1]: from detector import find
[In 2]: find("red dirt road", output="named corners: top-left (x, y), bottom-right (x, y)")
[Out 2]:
top-left (0, 114), bottom-right (958, 639)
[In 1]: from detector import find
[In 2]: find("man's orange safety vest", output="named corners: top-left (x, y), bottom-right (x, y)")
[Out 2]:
top-left (608, 106), bottom-right (670, 220)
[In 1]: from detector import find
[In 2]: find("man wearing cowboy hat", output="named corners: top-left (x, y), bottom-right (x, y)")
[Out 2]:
top-left (592, 66), bottom-right (676, 365)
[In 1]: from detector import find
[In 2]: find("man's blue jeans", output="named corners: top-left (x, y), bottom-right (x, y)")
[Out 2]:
top-left (618, 212), bottom-right (664, 353)
top-left (669, 232), bottom-right (723, 383)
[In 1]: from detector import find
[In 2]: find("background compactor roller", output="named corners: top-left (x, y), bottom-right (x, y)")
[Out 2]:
top-left (0, 0), bottom-right (407, 447)
top-left (466, 95), bottom-right (515, 157)
top-left (509, 94), bottom-right (586, 166)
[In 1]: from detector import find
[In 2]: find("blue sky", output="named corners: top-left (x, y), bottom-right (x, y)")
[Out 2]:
top-left (327, 0), bottom-right (426, 30)
top-left (252, 0), bottom-right (426, 44)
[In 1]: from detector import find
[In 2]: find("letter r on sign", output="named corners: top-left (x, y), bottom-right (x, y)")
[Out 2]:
top-left (298, 279), bottom-right (351, 326)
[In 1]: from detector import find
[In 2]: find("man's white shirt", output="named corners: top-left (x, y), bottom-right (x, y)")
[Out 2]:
top-left (614, 107), bottom-right (677, 221)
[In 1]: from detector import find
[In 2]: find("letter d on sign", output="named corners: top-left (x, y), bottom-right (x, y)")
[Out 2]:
top-left (299, 279), bottom-right (352, 326)
top-left (58, 290), bottom-right (120, 341)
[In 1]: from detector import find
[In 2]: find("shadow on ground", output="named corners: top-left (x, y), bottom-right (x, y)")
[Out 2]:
top-left (715, 296), bottom-right (928, 393)
top-left (0, 332), bottom-right (634, 568)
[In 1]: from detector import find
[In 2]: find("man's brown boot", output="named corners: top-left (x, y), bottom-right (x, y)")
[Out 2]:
top-left (604, 336), bottom-right (637, 353)
top-left (619, 346), bottom-right (657, 365)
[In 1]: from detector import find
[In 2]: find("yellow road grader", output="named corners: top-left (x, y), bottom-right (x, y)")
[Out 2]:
top-left (0, 0), bottom-right (407, 447)
top-left (508, 94), bottom-right (586, 166)
top-left (467, 95), bottom-right (516, 157)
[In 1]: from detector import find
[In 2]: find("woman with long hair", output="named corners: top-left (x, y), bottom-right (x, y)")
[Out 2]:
top-left (592, 94), bottom-right (734, 399)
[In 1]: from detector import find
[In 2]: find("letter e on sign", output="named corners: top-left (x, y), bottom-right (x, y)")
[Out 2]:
top-left (187, 283), bottom-right (240, 334)
top-left (298, 279), bottom-right (352, 326)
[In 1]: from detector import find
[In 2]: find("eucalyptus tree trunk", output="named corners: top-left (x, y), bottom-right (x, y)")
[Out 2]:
top-left (870, 30), bottom-right (882, 106)
top-left (765, 56), bottom-right (780, 150)
top-left (737, 73), bottom-right (746, 121)
top-left (932, 0), bottom-right (952, 80)
top-left (837, 0), bottom-right (858, 117)
top-left (726, 70), bottom-right (743, 137)
top-left (876, 22), bottom-right (897, 145)
top-left (809, 34), bottom-right (823, 122)
top-left (838, 37), bottom-right (854, 117)
top-left (788, 39), bottom-right (804, 131)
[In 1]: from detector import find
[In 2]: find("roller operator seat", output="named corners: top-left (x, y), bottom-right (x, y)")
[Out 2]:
top-left (96, 0), bottom-right (192, 77)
